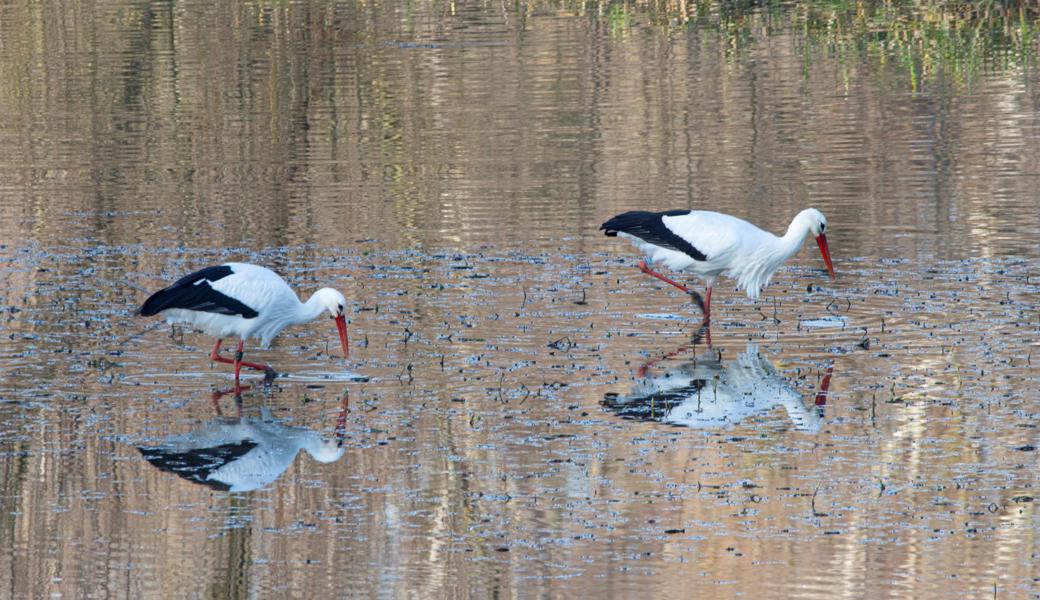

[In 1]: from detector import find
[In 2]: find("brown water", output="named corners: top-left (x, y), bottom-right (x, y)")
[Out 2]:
top-left (1, 2), bottom-right (1039, 598)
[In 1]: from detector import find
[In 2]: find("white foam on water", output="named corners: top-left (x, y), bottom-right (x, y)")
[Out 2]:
top-left (799, 316), bottom-right (848, 329)
top-left (278, 370), bottom-right (370, 382)
top-left (635, 313), bottom-right (695, 322)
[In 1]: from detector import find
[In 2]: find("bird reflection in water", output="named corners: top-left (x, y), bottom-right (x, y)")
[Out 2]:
top-left (603, 339), bottom-right (833, 432)
top-left (138, 389), bottom-right (349, 492)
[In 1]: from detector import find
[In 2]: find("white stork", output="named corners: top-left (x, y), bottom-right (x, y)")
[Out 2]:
top-left (138, 263), bottom-right (350, 383)
top-left (601, 208), bottom-right (836, 323)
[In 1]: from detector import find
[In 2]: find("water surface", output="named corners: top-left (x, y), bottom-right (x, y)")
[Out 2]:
top-left (1, 2), bottom-right (1039, 598)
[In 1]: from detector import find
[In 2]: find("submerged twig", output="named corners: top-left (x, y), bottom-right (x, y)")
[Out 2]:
top-left (117, 277), bottom-right (154, 296)
top-left (826, 298), bottom-right (852, 315)
top-left (547, 336), bottom-right (574, 351)
top-left (811, 485), bottom-right (824, 517)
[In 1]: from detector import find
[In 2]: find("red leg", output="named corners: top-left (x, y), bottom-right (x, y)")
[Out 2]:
top-left (210, 339), bottom-right (231, 364)
top-left (233, 341), bottom-right (244, 384)
top-left (232, 340), bottom-right (273, 382)
top-left (637, 260), bottom-right (707, 318)
top-left (210, 338), bottom-right (272, 373)
top-left (638, 260), bottom-right (693, 294)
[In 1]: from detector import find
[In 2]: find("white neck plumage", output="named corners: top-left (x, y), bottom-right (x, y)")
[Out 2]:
top-left (776, 211), bottom-right (815, 261)
top-left (733, 211), bottom-right (817, 299)
top-left (256, 287), bottom-right (347, 351)
top-left (290, 292), bottom-right (330, 326)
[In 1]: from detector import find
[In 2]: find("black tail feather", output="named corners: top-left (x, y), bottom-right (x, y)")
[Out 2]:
top-left (600, 211), bottom-right (665, 237)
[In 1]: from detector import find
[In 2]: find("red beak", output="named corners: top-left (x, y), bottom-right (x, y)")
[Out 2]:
top-left (815, 234), bottom-right (836, 279)
top-left (334, 315), bottom-right (349, 358)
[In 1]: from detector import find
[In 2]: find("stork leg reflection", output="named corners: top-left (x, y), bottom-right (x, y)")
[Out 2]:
top-left (210, 385), bottom-right (249, 417)
top-left (815, 365), bottom-right (834, 407)
top-left (637, 325), bottom-right (713, 377)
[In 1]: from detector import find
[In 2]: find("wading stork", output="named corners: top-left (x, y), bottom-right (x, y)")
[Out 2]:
top-left (138, 263), bottom-right (350, 383)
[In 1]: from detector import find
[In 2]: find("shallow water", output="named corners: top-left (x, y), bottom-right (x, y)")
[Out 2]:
top-left (1, 2), bottom-right (1039, 598)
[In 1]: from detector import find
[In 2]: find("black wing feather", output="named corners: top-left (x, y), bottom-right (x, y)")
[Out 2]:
top-left (601, 380), bottom-right (708, 425)
top-left (138, 440), bottom-right (259, 491)
top-left (600, 210), bottom-right (707, 261)
top-left (138, 265), bottom-right (258, 318)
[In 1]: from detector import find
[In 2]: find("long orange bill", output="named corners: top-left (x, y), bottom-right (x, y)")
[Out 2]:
top-left (815, 234), bottom-right (836, 279)
top-left (334, 315), bottom-right (349, 358)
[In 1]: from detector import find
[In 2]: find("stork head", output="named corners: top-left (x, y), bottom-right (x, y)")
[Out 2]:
top-left (797, 208), bottom-right (836, 280)
top-left (800, 208), bottom-right (827, 237)
top-left (303, 435), bottom-right (346, 464)
top-left (312, 288), bottom-right (350, 358)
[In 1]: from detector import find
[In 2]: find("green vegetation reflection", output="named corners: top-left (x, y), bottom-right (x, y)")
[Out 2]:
top-left (566, 0), bottom-right (1038, 88)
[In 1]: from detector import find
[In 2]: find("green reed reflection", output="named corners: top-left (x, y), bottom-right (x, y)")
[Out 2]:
top-left (568, 0), bottom-right (1038, 88)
